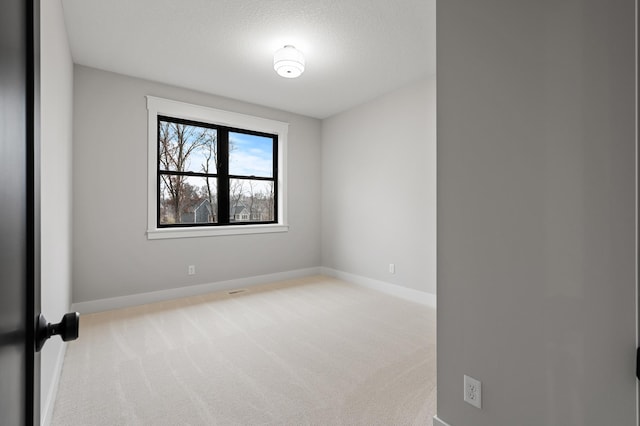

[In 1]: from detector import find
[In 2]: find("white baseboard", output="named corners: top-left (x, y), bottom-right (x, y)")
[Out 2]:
top-left (70, 266), bottom-right (435, 314)
top-left (71, 267), bottom-right (322, 314)
top-left (41, 342), bottom-right (67, 426)
top-left (433, 416), bottom-right (453, 426)
top-left (320, 267), bottom-right (436, 308)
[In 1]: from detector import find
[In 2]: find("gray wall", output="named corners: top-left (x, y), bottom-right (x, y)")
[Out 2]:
top-left (72, 66), bottom-right (321, 303)
top-left (437, 1), bottom-right (636, 425)
top-left (40, 0), bottom-right (73, 422)
top-left (321, 76), bottom-right (437, 295)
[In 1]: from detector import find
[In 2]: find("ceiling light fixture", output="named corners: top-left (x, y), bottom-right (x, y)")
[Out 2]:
top-left (274, 45), bottom-right (305, 78)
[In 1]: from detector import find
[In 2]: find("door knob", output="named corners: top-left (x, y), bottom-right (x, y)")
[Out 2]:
top-left (35, 312), bottom-right (79, 352)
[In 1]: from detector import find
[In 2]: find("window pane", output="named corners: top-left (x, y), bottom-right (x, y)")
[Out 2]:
top-left (159, 175), bottom-right (217, 225)
top-left (158, 120), bottom-right (217, 174)
top-left (229, 132), bottom-right (273, 177)
top-left (229, 179), bottom-right (275, 222)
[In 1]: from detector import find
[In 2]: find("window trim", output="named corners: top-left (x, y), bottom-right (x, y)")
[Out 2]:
top-left (146, 96), bottom-right (288, 239)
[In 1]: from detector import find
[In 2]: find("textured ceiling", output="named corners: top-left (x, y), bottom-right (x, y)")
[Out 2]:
top-left (61, 0), bottom-right (435, 119)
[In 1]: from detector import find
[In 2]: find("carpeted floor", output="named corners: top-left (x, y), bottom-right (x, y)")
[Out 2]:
top-left (51, 275), bottom-right (436, 425)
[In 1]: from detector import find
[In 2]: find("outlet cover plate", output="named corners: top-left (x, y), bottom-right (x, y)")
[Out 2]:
top-left (464, 374), bottom-right (482, 409)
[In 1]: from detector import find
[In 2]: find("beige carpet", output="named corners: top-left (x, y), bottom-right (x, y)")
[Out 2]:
top-left (51, 275), bottom-right (436, 425)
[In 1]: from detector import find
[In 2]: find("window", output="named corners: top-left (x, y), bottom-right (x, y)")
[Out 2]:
top-left (157, 116), bottom-right (277, 226)
top-left (147, 97), bottom-right (288, 239)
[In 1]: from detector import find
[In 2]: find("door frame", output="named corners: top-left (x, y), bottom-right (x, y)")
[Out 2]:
top-left (27, 0), bottom-right (41, 424)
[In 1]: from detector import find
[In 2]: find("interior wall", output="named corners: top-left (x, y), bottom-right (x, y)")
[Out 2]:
top-left (321, 76), bottom-right (437, 295)
top-left (437, 1), bottom-right (635, 425)
top-left (72, 66), bottom-right (321, 303)
top-left (40, 0), bottom-right (74, 422)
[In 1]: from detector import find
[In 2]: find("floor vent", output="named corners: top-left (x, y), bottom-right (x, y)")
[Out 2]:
top-left (227, 289), bottom-right (248, 295)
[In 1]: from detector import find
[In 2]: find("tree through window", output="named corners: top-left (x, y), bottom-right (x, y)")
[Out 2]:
top-left (157, 116), bottom-right (277, 227)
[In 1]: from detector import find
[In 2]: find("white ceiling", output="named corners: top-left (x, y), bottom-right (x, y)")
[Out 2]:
top-left (61, 0), bottom-right (435, 119)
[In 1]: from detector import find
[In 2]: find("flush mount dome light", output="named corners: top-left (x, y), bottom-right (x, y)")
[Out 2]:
top-left (274, 45), bottom-right (305, 78)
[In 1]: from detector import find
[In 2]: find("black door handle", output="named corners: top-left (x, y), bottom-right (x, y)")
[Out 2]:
top-left (35, 312), bottom-right (79, 352)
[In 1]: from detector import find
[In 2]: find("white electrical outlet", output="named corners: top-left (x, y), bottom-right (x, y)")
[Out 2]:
top-left (188, 265), bottom-right (196, 275)
top-left (389, 263), bottom-right (395, 274)
top-left (464, 375), bottom-right (482, 409)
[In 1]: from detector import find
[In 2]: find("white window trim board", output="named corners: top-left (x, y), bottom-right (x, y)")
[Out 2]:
top-left (146, 96), bottom-right (288, 239)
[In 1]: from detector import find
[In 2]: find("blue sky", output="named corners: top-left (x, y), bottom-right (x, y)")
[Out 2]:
top-left (229, 132), bottom-right (273, 177)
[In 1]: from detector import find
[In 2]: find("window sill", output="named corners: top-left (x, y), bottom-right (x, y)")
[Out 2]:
top-left (147, 224), bottom-right (289, 240)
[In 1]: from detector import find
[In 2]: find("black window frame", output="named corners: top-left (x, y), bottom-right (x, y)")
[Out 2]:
top-left (157, 115), bottom-right (278, 228)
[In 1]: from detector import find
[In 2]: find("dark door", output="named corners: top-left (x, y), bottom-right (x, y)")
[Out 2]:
top-left (0, 0), bottom-right (40, 424)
